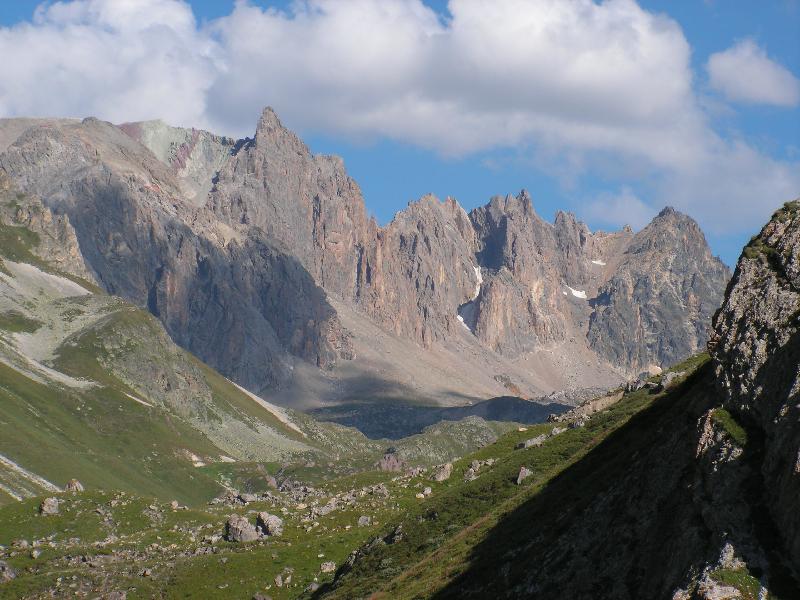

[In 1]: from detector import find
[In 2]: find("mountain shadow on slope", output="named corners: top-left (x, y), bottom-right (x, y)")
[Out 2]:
top-left (434, 363), bottom-right (800, 599)
top-left (310, 396), bottom-right (570, 439)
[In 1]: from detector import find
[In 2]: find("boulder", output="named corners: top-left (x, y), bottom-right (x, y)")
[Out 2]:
top-left (516, 466), bottom-right (533, 485)
top-left (64, 479), bottom-right (84, 492)
top-left (257, 512), bottom-right (284, 536)
top-left (225, 514), bottom-right (259, 542)
top-left (661, 371), bottom-right (684, 389)
top-left (320, 561), bottom-right (336, 573)
top-left (625, 379), bottom-right (646, 392)
top-left (39, 497), bottom-right (59, 515)
top-left (516, 434), bottom-right (547, 449)
top-left (0, 560), bottom-right (15, 583)
top-left (463, 467), bottom-right (478, 482)
top-left (239, 493), bottom-right (258, 504)
top-left (376, 453), bottom-right (406, 472)
top-left (357, 515), bottom-right (371, 527)
top-left (431, 463), bottom-right (452, 482)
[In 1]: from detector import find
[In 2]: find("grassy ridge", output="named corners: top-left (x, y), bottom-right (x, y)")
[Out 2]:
top-left (0, 361), bottom-right (225, 506)
top-left (316, 355), bottom-right (709, 599)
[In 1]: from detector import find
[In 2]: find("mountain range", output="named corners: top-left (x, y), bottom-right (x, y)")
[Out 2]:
top-left (0, 109), bottom-right (730, 430)
top-left (0, 108), bottom-right (797, 599)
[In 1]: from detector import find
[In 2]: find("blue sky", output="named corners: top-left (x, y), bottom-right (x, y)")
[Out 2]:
top-left (0, 1), bottom-right (798, 266)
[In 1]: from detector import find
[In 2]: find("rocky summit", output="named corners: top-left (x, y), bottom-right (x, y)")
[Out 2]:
top-left (0, 110), bottom-right (729, 423)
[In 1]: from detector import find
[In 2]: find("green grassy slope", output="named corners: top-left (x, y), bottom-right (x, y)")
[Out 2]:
top-left (313, 356), bottom-right (717, 599)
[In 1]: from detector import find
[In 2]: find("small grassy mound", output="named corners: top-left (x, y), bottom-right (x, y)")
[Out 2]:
top-left (711, 407), bottom-right (748, 446)
top-left (710, 568), bottom-right (762, 600)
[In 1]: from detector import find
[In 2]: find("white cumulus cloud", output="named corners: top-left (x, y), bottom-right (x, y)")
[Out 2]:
top-left (707, 38), bottom-right (800, 107)
top-left (584, 187), bottom-right (655, 231)
top-left (0, 0), bottom-right (796, 240)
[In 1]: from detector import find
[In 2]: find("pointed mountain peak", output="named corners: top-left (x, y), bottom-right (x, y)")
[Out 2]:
top-left (257, 106), bottom-right (282, 131)
top-left (252, 106), bottom-right (311, 156)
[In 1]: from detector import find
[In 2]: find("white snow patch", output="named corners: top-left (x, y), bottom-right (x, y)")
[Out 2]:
top-left (565, 285), bottom-right (588, 299)
top-left (591, 259), bottom-right (606, 266)
top-left (0, 452), bottom-right (61, 492)
top-left (229, 380), bottom-right (305, 436)
top-left (125, 392), bottom-right (153, 408)
top-left (562, 290), bottom-right (568, 296)
top-left (219, 455), bottom-right (236, 463)
top-left (472, 265), bottom-right (483, 300)
top-left (456, 314), bottom-right (472, 331)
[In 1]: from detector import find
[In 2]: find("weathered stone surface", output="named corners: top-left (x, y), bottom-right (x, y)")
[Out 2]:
top-left (376, 453), bottom-right (405, 472)
top-left (64, 479), bottom-right (84, 492)
top-left (515, 435), bottom-right (546, 449)
top-left (256, 512), bottom-right (284, 536)
top-left (225, 514), bottom-right (258, 542)
top-left (0, 560), bottom-right (15, 583)
top-left (0, 111), bottom-right (730, 405)
top-left (320, 561), bottom-right (336, 573)
top-left (39, 497), bottom-right (59, 515)
top-left (0, 117), bottom-right (351, 394)
top-left (588, 207), bottom-right (729, 372)
top-left (357, 515), bottom-right (371, 527)
top-left (0, 170), bottom-right (95, 283)
top-left (516, 466), bottom-right (533, 485)
top-left (710, 199), bottom-right (800, 575)
top-left (431, 463), bottom-right (452, 482)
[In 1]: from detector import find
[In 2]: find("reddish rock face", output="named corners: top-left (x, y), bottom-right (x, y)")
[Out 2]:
top-left (0, 108), bottom-right (731, 402)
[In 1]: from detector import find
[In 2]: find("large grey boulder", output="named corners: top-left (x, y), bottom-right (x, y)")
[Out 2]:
top-left (516, 434), bottom-right (547, 449)
top-left (39, 497), bottom-right (59, 515)
top-left (431, 463), bottom-right (453, 482)
top-left (225, 514), bottom-right (259, 542)
top-left (256, 512), bottom-right (284, 536)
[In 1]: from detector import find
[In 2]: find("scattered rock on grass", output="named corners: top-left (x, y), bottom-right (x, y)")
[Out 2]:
top-left (516, 435), bottom-right (546, 449)
top-left (64, 479), bottom-right (84, 492)
top-left (516, 466), bottom-right (533, 485)
top-left (320, 561), bottom-right (336, 573)
top-left (39, 497), bottom-right (59, 515)
top-left (257, 512), bottom-right (284, 536)
top-left (0, 560), bottom-right (15, 583)
top-left (226, 514), bottom-right (259, 542)
top-left (431, 463), bottom-right (452, 482)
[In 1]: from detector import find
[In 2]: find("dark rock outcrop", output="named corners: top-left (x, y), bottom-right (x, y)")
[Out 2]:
top-left (711, 199), bottom-right (800, 576)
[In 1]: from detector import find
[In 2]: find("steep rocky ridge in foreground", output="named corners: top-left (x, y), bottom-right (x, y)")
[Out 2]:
top-left (711, 199), bottom-right (800, 576)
